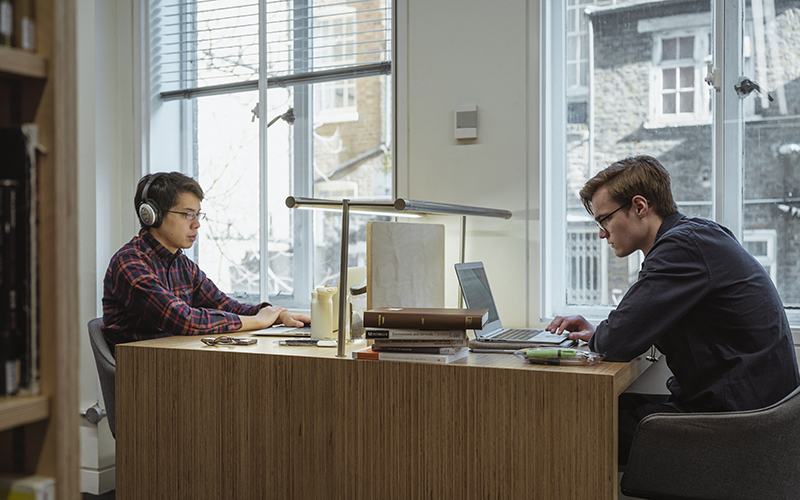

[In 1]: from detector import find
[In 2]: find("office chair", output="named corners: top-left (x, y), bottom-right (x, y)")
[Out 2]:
top-left (87, 318), bottom-right (116, 438)
top-left (620, 384), bottom-right (800, 500)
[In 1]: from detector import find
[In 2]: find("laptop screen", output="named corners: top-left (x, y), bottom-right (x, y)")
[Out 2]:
top-left (455, 262), bottom-right (501, 326)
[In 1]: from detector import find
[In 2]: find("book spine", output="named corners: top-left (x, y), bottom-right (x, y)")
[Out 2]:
top-left (376, 349), bottom-right (468, 364)
top-left (372, 338), bottom-right (468, 347)
top-left (352, 347), bottom-right (379, 360)
top-left (365, 329), bottom-right (466, 340)
top-left (371, 345), bottom-right (463, 355)
top-left (363, 311), bottom-right (479, 330)
top-left (20, 124), bottom-right (38, 395)
top-left (0, 181), bottom-right (20, 396)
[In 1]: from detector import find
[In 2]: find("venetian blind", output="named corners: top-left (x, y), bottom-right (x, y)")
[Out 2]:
top-left (153, 0), bottom-right (392, 101)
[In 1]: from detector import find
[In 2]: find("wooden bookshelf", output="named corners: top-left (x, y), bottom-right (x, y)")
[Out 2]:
top-left (0, 46), bottom-right (47, 79)
top-left (0, 396), bottom-right (49, 432)
top-left (0, 0), bottom-right (79, 498)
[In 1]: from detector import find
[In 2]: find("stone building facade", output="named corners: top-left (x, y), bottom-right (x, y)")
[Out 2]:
top-left (566, 0), bottom-right (800, 306)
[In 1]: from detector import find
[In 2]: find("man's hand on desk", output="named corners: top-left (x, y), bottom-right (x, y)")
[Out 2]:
top-left (546, 315), bottom-right (596, 342)
top-left (239, 307), bottom-right (311, 331)
top-left (278, 310), bottom-right (311, 328)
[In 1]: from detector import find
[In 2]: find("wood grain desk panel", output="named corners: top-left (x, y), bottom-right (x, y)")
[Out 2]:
top-left (116, 336), bottom-right (650, 500)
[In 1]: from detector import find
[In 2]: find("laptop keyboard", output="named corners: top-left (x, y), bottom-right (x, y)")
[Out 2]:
top-left (497, 328), bottom-right (542, 340)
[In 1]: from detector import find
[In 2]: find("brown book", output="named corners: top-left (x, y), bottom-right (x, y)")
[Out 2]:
top-left (363, 307), bottom-right (488, 330)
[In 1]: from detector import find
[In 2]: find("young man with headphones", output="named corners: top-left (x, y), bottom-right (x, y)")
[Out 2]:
top-left (102, 172), bottom-right (310, 353)
top-left (546, 155), bottom-right (799, 465)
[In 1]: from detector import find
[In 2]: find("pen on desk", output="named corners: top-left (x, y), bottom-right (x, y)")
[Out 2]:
top-left (279, 339), bottom-right (319, 346)
top-left (469, 349), bottom-right (518, 354)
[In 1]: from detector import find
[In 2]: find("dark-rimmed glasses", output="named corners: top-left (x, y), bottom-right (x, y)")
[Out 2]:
top-left (167, 210), bottom-right (206, 221)
top-left (595, 200), bottom-right (632, 232)
top-left (201, 336), bottom-right (256, 346)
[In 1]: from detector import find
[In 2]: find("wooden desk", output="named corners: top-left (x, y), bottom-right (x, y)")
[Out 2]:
top-left (116, 336), bottom-right (650, 499)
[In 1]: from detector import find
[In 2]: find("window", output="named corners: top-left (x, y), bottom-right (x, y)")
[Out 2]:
top-left (640, 16), bottom-right (712, 126)
top-left (542, 0), bottom-right (800, 324)
top-left (149, 0), bottom-right (393, 309)
top-left (314, 8), bottom-right (359, 122)
top-left (743, 229), bottom-right (778, 284)
top-left (565, 0), bottom-right (616, 124)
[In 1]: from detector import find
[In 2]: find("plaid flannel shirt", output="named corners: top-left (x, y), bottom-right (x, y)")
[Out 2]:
top-left (102, 229), bottom-right (267, 353)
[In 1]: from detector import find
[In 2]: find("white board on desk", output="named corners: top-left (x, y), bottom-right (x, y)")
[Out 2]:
top-left (366, 221), bottom-right (445, 310)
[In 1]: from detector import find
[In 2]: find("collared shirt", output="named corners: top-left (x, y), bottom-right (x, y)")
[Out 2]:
top-left (102, 229), bottom-right (267, 353)
top-left (589, 212), bottom-right (800, 412)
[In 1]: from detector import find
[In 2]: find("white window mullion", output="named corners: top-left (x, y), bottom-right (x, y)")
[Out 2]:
top-left (540, 0), bottom-right (568, 322)
top-left (713, 0), bottom-right (744, 238)
top-left (259, 0), bottom-right (270, 302)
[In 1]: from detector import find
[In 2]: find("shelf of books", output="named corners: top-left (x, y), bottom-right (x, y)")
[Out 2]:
top-left (0, 0), bottom-right (79, 498)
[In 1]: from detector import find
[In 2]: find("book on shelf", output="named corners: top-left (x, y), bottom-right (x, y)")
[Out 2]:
top-left (365, 328), bottom-right (466, 340)
top-left (352, 346), bottom-right (469, 364)
top-left (0, 474), bottom-right (55, 500)
top-left (370, 344), bottom-right (466, 355)
top-left (363, 307), bottom-right (488, 330)
top-left (371, 338), bottom-right (468, 347)
top-left (0, 126), bottom-right (39, 396)
top-left (1, 180), bottom-right (20, 396)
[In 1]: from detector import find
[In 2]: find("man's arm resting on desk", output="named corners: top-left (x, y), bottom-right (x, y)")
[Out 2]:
top-left (238, 307), bottom-right (311, 330)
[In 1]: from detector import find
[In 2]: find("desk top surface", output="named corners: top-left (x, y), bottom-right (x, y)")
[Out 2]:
top-left (117, 331), bottom-right (651, 382)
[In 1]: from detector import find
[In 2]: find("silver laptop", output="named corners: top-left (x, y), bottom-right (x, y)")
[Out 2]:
top-left (455, 262), bottom-right (569, 345)
top-left (249, 326), bottom-right (311, 337)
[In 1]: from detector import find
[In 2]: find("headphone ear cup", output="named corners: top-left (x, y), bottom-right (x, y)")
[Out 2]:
top-left (138, 201), bottom-right (161, 228)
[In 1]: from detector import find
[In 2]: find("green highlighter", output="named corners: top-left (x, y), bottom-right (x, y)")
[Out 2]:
top-left (525, 348), bottom-right (577, 364)
top-left (526, 348), bottom-right (576, 359)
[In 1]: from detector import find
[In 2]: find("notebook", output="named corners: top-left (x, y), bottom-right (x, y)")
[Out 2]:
top-left (455, 262), bottom-right (571, 345)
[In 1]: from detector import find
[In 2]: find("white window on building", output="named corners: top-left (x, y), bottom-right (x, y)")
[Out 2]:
top-left (315, 9), bottom-right (359, 123)
top-left (743, 229), bottom-right (778, 284)
top-left (647, 28), bottom-right (712, 126)
top-left (565, 0), bottom-right (617, 124)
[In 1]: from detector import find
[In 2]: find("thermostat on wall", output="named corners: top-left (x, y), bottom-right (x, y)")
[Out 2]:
top-left (455, 104), bottom-right (478, 140)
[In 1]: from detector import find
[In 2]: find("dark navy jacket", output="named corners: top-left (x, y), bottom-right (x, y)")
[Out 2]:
top-left (589, 212), bottom-right (800, 412)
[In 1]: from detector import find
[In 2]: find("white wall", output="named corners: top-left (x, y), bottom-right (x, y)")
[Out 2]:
top-left (397, 0), bottom-right (541, 327)
top-left (75, 0), bottom-right (545, 490)
top-left (77, 0), bottom-right (140, 494)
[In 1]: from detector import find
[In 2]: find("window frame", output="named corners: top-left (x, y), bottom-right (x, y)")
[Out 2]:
top-left (541, 0), bottom-right (800, 326)
top-left (145, 0), bottom-right (394, 309)
top-left (643, 21), bottom-right (712, 128)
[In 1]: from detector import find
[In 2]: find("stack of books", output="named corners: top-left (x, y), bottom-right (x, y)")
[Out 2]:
top-left (352, 307), bottom-right (488, 364)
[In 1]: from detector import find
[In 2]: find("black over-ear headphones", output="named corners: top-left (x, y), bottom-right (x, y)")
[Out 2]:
top-left (138, 173), bottom-right (166, 228)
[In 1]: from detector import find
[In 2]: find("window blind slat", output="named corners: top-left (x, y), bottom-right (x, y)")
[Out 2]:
top-left (152, 0), bottom-right (392, 98)
top-left (159, 60), bottom-right (391, 101)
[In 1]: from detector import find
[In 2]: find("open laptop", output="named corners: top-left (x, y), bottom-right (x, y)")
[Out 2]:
top-left (455, 262), bottom-right (571, 345)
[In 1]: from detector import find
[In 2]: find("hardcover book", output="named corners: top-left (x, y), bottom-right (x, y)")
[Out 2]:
top-left (0, 126), bottom-right (39, 396)
top-left (352, 346), bottom-right (469, 364)
top-left (365, 328), bottom-right (466, 340)
top-left (371, 338), bottom-right (468, 347)
top-left (363, 307), bottom-right (488, 330)
top-left (370, 345), bottom-right (465, 355)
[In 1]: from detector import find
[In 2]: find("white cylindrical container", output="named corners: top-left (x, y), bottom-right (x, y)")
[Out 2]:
top-left (311, 285), bottom-right (336, 340)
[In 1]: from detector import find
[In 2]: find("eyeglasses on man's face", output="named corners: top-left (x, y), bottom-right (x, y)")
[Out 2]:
top-left (167, 210), bottom-right (206, 221)
top-left (594, 200), bottom-right (632, 233)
